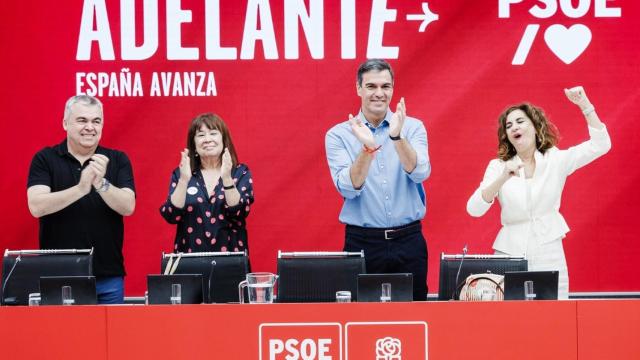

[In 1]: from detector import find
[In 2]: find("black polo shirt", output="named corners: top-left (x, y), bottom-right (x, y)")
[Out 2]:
top-left (27, 140), bottom-right (135, 277)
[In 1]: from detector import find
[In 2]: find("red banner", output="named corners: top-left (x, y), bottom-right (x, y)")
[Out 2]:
top-left (2, 301), bottom-right (640, 359)
top-left (0, 0), bottom-right (638, 295)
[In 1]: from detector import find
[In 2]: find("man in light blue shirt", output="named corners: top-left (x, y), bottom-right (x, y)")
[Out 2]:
top-left (325, 59), bottom-right (431, 300)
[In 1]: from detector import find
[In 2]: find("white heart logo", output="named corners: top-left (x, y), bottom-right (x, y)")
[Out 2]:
top-left (544, 24), bottom-right (592, 64)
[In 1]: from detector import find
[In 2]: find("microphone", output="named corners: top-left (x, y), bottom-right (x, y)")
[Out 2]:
top-left (207, 260), bottom-right (217, 303)
top-left (1, 255), bottom-right (21, 305)
top-left (452, 245), bottom-right (468, 300)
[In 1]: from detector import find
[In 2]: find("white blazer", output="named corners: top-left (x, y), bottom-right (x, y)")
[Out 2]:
top-left (467, 125), bottom-right (611, 256)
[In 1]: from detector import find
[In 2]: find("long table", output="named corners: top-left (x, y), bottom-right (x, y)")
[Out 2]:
top-left (1, 300), bottom-right (638, 359)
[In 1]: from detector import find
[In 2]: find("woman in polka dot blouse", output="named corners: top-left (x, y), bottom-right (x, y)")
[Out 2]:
top-left (160, 113), bottom-right (254, 254)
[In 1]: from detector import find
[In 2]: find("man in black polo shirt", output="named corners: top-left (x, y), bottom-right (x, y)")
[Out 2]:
top-left (27, 95), bottom-right (135, 304)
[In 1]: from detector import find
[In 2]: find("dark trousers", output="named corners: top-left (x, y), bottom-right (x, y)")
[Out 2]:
top-left (344, 221), bottom-right (428, 301)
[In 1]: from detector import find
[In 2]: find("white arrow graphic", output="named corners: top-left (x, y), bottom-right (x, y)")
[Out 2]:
top-left (406, 2), bottom-right (439, 32)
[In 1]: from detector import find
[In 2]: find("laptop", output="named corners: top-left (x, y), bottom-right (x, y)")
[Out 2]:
top-left (504, 271), bottom-right (559, 300)
top-left (357, 273), bottom-right (413, 302)
top-left (39, 276), bottom-right (97, 305)
top-left (147, 274), bottom-right (204, 305)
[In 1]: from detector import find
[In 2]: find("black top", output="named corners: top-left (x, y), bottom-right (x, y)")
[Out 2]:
top-left (27, 140), bottom-right (135, 277)
top-left (160, 164), bottom-right (254, 253)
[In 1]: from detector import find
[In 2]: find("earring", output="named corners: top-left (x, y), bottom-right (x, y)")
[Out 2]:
top-left (194, 153), bottom-right (199, 157)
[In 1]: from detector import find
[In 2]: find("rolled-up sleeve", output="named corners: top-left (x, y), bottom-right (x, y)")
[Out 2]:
top-left (405, 120), bottom-right (431, 183)
top-left (223, 165), bottom-right (254, 221)
top-left (467, 159), bottom-right (501, 217)
top-left (325, 129), bottom-right (363, 199)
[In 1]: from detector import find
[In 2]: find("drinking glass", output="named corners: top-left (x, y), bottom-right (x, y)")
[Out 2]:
top-left (28, 293), bottom-right (41, 306)
top-left (524, 280), bottom-right (536, 301)
top-left (170, 283), bottom-right (182, 305)
top-left (61, 286), bottom-right (75, 306)
top-left (380, 283), bottom-right (392, 302)
top-left (336, 291), bottom-right (351, 303)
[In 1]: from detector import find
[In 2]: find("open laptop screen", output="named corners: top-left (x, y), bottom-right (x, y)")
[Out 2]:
top-left (147, 274), bottom-right (204, 305)
top-left (39, 276), bottom-right (97, 305)
top-left (504, 271), bottom-right (559, 300)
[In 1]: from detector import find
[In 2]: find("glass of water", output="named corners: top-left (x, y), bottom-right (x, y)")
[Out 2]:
top-left (336, 291), bottom-right (351, 303)
top-left (249, 282), bottom-right (274, 303)
top-left (28, 293), bottom-right (41, 306)
top-left (61, 286), bottom-right (75, 306)
top-left (380, 283), bottom-right (392, 302)
top-left (524, 280), bottom-right (536, 301)
top-left (170, 283), bottom-right (182, 305)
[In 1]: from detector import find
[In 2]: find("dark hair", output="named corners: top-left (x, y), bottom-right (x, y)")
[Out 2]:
top-left (497, 103), bottom-right (560, 161)
top-left (186, 113), bottom-right (239, 171)
top-left (356, 59), bottom-right (394, 86)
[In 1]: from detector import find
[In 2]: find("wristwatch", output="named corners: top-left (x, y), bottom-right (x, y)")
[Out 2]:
top-left (95, 178), bottom-right (110, 193)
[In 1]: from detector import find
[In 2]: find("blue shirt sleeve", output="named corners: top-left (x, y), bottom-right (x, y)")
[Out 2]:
top-left (325, 125), bottom-right (363, 199)
top-left (404, 119), bottom-right (431, 183)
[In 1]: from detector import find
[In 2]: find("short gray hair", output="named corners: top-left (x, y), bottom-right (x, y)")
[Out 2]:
top-left (63, 94), bottom-right (103, 121)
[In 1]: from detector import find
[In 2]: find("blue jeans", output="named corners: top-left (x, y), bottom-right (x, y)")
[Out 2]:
top-left (96, 276), bottom-right (124, 304)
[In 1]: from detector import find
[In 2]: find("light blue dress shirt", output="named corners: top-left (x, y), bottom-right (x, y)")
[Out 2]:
top-left (325, 109), bottom-right (431, 228)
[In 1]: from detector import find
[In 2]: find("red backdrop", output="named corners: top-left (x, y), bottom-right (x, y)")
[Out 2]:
top-left (0, 0), bottom-right (638, 295)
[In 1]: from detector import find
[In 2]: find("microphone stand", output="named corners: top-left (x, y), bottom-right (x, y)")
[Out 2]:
top-left (1, 256), bottom-right (21, 305)
top-left (452, 245), bottom-right (468, 300)
top-left (207, 260), bottom-right (216, 303)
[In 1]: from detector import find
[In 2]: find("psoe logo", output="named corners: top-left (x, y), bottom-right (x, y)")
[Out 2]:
top-left (346, 322), bottom-right (427, 360)
top-left (376, 337), bottom-right (402, 360)
top-left (259, 322), bottom-right (342, 360)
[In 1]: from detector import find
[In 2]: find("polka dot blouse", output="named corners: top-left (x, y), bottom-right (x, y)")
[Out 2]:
top-left (160, 164), bottom-right (254, 253)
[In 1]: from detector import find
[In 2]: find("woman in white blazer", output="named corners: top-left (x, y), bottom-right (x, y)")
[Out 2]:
top-left (466, 87), bottom-right (611, 299)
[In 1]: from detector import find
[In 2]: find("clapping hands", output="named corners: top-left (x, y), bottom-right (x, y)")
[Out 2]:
top-left (389, 97), bottom-right (406, 138)
top-left (178, 148), bottom-right (192, 182)
top-left (90, 154), bottom-right (109, 189)
top-left (349, 114), bottom-right (376, 148)
top-left (221, 148), bottom-right (233, 179)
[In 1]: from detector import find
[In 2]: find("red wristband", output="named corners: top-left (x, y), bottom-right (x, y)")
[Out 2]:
top-left (363, 144), bottom-right (381, 154)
